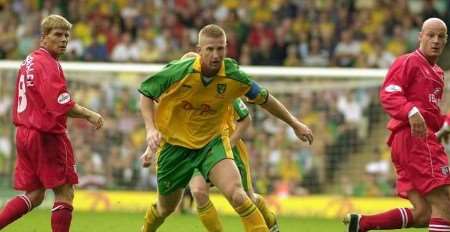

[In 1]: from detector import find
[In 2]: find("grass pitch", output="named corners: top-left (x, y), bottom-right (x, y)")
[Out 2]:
top-left (4, 209), bottom-right (426, 232)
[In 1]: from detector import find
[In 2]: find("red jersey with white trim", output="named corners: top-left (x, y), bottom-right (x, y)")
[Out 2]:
top-left (380, 50), bottom-right (446, 135)
top-left (12, 48), bottom-right (75, 133)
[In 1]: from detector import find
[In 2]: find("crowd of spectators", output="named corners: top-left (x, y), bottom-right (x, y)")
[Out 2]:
top-left (1, 0), bottom-right (450, 196)
top-left (0, 0), bottom-right (449, 68)
top-left (0, 71), bottom-right (384, 196)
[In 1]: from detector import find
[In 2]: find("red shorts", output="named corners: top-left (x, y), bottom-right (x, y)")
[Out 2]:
top-left (14, 127), bottom-right (78, 191)
top-left (390, 128), bottom-right (450, 198)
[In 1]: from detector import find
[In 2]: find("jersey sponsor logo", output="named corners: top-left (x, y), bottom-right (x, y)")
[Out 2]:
top-left (428, 88), bottom-right (441, 105)
top-left (441, 166), bottom-right (450, 176)
top-left (384, 84), bottom-right (402, 93)
top-left (57, 92), bottom-right (71, 104)
top-left (181, 100), bottom-right (217, 115)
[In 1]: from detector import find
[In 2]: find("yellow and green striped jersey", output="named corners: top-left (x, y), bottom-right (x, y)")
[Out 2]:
top-left (139, 56), bottom-right (267, 149)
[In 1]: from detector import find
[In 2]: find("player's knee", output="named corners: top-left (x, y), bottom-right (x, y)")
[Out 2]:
top-left (413, 206), bottom-right (431, 226)
top-left (231, 188), bottom-right (248, 207)
top-left (26, 190), bottom-right (46, 208)
top-left (191, 187), bottom-right (210, 207)
top-left (54, 185), bottom-right (75, 203)
top-left (157, 204), bottom-right (176, 218)
top-left (251, 193), bottom-right (262, 204)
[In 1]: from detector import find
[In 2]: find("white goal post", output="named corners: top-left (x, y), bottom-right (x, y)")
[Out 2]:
top-left (0, 61), bottom-right (389, 93)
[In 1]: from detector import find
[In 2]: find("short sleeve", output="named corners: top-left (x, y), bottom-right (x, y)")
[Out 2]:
top-left (245, 81), bottom-right (269, 105)
top-left (232, 98), bottom-right (249, 121)
top-left (37, 63), bottom-right (75, 115)
top-left (138, 59), bottom-right (194, 100)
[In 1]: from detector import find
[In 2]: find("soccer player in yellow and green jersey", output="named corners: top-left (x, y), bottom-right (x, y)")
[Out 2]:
top-left (138, 24), bottom-right (313, 232)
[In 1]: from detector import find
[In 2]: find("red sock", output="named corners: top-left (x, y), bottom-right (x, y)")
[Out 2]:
top-left (51, 202), bottom-right (73, 232)
top-left (0, 195), bottom-right (32, 229)
top-left (360, 208), bottom-right (412, 231)
top-left (429, 218), bottom-right (450, 232)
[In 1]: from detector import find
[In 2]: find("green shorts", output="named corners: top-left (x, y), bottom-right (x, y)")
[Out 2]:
top-left (192, 140), bottom-right (251, 191)
top-left (156, 135), bottom-right (233, 195)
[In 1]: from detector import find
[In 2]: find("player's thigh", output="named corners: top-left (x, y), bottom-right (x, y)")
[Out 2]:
top-left (189, 172), bottom-right (210, 206)
top-left (14, 127), bottom-right (43, 191)
top-left (393, 129), bottom-right (450, 196)
top-left (425, 185), bottom-right (450, 207)
top-left (407, 190), bottom-right (431, 226)
top-left (198, 135), bottom-right (234, 178)
top-left (199, 135), bottom-right (242, 192)
top-left (233, 144), bottom-right (251, 192)
top-left (37, 132), bottom-right (78, 189)
top-left (208, 159), bottom-right (243, 195)
top-left (156, 143), bottom-right (196, 195)
top-left (390, 129), bottom-right (414, 198)
top-left (189, 171), bottom-right (210, 194)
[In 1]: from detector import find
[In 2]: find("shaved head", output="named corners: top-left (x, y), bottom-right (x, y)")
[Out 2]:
top-left (421, 18), bottom-right (447, 32)
top-left (418, 17), bottom-right (447, 63)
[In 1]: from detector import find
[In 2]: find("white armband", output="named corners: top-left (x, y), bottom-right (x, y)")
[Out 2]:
top-left (408, 107), bottom-right (419, 118)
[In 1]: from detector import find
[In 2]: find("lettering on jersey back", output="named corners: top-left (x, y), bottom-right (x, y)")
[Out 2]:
top-left (441, 166), bottom-right (450, 176)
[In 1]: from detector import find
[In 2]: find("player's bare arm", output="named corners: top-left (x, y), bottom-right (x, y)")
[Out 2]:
top-left (260, 94), bottom-right (313, 144)
top-left (230, 114), bottom-right (251, 147)
top-left (139, 95), bottom-right (162, 167)
top-left (67, 103), bottom-right (104, 129)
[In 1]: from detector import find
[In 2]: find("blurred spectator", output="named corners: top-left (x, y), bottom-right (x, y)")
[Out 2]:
top-left (0, 0), bottom-right (446, 70)
top-left (111, 33), bottom-right (139, 62)
top-left (334, 30), bottom-right (361, 67)
top-left (302, 37), bottom-right (329, 66)
top-left (84, 34), bottom-right (109, 61)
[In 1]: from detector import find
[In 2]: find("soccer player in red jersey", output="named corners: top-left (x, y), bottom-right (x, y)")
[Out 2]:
top-left (0, 15), bottom-right (103, 232)
top-left (344, 18), bottom-right (450, 232)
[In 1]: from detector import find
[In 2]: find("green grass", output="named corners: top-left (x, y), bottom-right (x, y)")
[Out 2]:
top-left (4, 210), bottom-right (426, 232)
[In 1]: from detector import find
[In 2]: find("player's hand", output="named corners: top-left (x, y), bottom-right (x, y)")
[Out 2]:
top-left (438, 131), bottom-right (450, 143)
top-left (436, 123), bottom-right (450, 143)
top-left (409, 112), bottom-right (427, 138)
top-left (146, 129), bottom-right (162, 154)
top-left (293, 122), bottom-right (313, 145)
top-left (140, 145), bottom-right (154, 168)
top-left (87, 112), bottom-right (103, 129)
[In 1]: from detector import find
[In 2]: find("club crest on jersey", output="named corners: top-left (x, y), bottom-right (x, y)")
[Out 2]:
top-left (441, 166), bottom-right (450, 176)
top-left (216, 84), bottom-right (226, 96)
top-left (57, 92), bottom-right (71, 104)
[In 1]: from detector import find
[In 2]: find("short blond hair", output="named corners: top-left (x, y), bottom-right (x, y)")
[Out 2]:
top-left (180, 52), bottom-right (199, 59)
top-left (41, 15), bottom-right (72, 35)
top-left (198, 24), bottom-right (226, 44)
